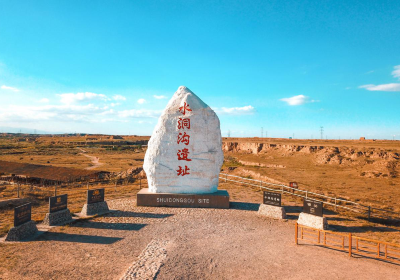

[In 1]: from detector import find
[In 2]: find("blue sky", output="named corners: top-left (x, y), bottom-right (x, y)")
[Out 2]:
top-left (0, 0), bottom-right (399, 139)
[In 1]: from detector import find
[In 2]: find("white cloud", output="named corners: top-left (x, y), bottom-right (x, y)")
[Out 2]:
top-left (359, 65), bottom-right (400, 92)
top-left (113, 94), bottom-right (126, 101)
top-left (137, 98), bottom-right (146, 104)
top-left (39, 98), bottom-right (50, 103)
top-left (359, 83), bottom-right (400, 92)
top-left (214, 105), bottom-right (255, 115)
top-left (153, 95), bottom-right (167, 99)
top-left (392, 65), bottom-right (400, 80)
top-left (280, 95), bottom-right (313, 106)
top-left (58, 92), bottom-right (108, 104)
top-left (118, 109), bottom-right (161, 118)
top-left (1, 85), bottom-right (20, 92)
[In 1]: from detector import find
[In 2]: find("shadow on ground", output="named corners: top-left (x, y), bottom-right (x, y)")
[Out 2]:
top-left (73, 221), bottom-right (147, 231)
top-left (38, 232), bottom-right (123, 244)
top-left (106, 211), bottom-right (173, 219)
top-left (230, 202), bottom-right (260, 211)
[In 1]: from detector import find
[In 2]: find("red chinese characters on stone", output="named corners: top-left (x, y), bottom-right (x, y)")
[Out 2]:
top-left (177, 132), bottom-right (190, 145)
top-left (179, 102), bottom-right (192, 115)
top-left (177, 118), bottom-right (190, 130)
top-left (177, 148), bottom-right (192, 161)
top-left (177, 165), bottom-right (190, 176)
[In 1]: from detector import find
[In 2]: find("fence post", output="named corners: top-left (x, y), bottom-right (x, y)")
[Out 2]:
top-left (281, 186), bottom-right (283, 194)
top-left (260, 180), bottom-right (262, 190)
top-left (115, 181), bottom-right (117, 192)
top-left (87, 183), bottom-right (89, 190)
top-left (17, 183), bottom-right (20, 198)
top-left (306, 190), bottom-right (308, 198)
top-left (140, 178), bottom-right (142, 189)
top-left (368, 206), bottom-right (371, 221)
top-left (225, 174), bottom-right (227, 183)
top-left (349, 233), bottom-right (352, 257)
top-left (377, 243), bottom-right (380, 257)
top-left (295, 223), bottom-right (298, 245)
top-left (54, 184), bottom-right (57, 196)
top-left (335, 197), bottom-right (337, 211)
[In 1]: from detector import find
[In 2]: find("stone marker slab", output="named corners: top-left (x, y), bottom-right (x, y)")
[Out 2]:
top-left (14, 203), bottom-right (31, 227)
top-left (263, 191), bottom-right (282, 207)
top-left (43, 208), bottom-right (73, 226)
top-left (80, 201), bottom-right (110, 216)
top-left (137, 188), bottom-right (229, 209)
top-left (87, 188), bottom-right (105, 204)
top-left (303, 198), bottom-right (323, 217)
top-left (49, 194), bottom-right (68, 213)
top-left (297, 212), bottom-right (328, 230)
top-left (258, 204), bottom-right (286, 219)
top-left (5, 220), bottom-right (38, 241)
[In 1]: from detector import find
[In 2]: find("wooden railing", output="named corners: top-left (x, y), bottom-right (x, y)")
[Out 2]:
top-left (295, 223), bottom-right (400, 264)
top-left (219, 173), bottom-right (400, 221)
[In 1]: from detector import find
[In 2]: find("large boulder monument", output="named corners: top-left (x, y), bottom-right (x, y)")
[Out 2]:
top-left (137, 86), bottom-right (229, 208)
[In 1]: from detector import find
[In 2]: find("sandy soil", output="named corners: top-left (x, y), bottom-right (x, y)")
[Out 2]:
top-left (0, 185), bottom-right (398, 280)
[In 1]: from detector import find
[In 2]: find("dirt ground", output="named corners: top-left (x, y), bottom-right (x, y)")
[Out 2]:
top-left (0, 183), bottom-right (398, 280)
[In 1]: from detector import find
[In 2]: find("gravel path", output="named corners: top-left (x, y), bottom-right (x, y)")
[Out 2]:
top-left (0, 196), bottom-right (398, 279)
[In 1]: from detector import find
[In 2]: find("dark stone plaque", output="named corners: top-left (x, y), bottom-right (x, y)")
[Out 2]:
top-left (14, 203), bottom-right (32, 227)
top-left (137, 188), bottom-right (229, 209)
top-left (87, 188), bottom-right (105, 204)
top-left (263, 191), bottom-right (281, 207)
top-left (289, 182), bottom-right (299, 189)
top-left (303, 198), bottom-right (323, 217)
top-left (49, 194), bottom-right (68, 213)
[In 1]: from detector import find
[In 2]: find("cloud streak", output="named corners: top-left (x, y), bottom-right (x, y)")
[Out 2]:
top-left (359, 65), bottom-right (400, 92)
top-left (359, 83), bottom-right (400, 92)
top-left (280, 95), bottom-right (315, 106)
top-left (58, 92), bottom-right (109, 104)
top-left (1, 85), bottom-right (20, 92)
top-left (153, 95), bottom-right (167, 99)
top-left (214, 105), bottom-right (255, 115)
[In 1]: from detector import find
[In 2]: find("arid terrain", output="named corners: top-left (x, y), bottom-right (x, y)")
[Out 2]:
top-left (0, 134), bottom-right (399, 278)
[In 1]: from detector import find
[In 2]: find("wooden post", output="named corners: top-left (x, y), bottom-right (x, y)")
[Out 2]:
top-left (368, 206), bottom-right (371, 221)
top-left (335, 197), bottom-right (337, 211)
top-left (306, 190), bottom-right (308, 198)
top-left (377, 243), bottom-right (380, 257)
top-left (87, 183), bottom-right (89, 190)
top-left (281, 186), bottom-right (284, 194)
top-left (260, 180), bottom-right (262, 190)
top-left (17, 183), bottom-right (20, 198)
top-left (349, 233), bottom-right (352, 257)
top-left (140, 178), bottom-right (142, 189)
top-left (385, 244), bottom-right (387, 259)
top-left (295, 223), bottom-right (298, 245)
top-left (225, 174), bottom-right (227, 182)
top-left (318, 230), bottom-right (320, 244)
top-left (54, 184), bottom-right (57, 196)
top-left (115, 181), bottom-right (117, 192)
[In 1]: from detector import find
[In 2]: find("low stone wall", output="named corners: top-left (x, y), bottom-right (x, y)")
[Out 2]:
top-left (5, 220), bottom-right (38, 241)
top-left (80, 201), bottom-right (110, 216)
top-left (43, 209), bottom-right (73, 226)
top-left (257, 204), bottom-right (286, 219)
top-left (297, 212), bottom-right (328, 230)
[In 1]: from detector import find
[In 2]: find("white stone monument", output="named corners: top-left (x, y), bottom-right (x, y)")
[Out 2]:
top-left (138, 86), bottom-right (229, 208)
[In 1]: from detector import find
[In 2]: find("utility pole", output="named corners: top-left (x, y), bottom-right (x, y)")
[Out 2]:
top-left (228, 130), bottom-right (231, 137)
top-left (320, 126), bottom-right (324, 140)
top-left (261, 127), bottom-right (263, 138)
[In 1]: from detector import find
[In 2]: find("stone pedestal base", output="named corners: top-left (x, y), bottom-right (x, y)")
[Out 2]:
top-left (137, 188), bottom-right (230, 209)
top-left (258, 204), bottom-right (286, 219)
top-left (5, 220), bottom-right (38, 241)
top-left (80, 201), bottom-right (110, 216)
top-left (43, 209), bottom-right (73, 226)
top-left (297, 212), bottom-right (328, 230)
